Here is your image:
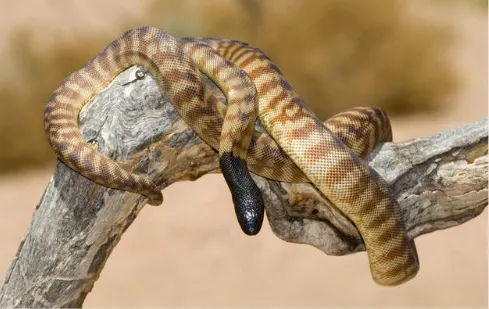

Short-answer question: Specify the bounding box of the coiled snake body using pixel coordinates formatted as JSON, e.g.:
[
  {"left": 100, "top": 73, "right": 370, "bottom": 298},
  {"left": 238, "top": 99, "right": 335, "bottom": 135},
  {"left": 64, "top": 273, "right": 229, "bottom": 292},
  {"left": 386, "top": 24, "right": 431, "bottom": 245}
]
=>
[{"left": 44, "top": 26, "right": 419, "bottom": 286}]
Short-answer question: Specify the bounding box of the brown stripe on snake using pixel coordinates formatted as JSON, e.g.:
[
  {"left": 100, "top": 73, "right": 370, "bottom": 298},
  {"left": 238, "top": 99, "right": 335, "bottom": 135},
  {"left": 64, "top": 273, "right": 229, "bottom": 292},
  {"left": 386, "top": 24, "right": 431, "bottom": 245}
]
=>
[
  {"left": 181, "top": 40, "right": 266, "bottom": 234},
  {"left": 45, "top": 27, "right": 417, "bottom": 284},
  {"left": 325, "top": 107, "right": 393, "bottom": 159},
  {"left": 45, "top": 27, "right": 267, "bottom": 235},
  {"left": 240, "top": 107, "right": 391, "bottom": 182},
  {"left": 188, "top": 37, "right": 419, "bottom": 286}
]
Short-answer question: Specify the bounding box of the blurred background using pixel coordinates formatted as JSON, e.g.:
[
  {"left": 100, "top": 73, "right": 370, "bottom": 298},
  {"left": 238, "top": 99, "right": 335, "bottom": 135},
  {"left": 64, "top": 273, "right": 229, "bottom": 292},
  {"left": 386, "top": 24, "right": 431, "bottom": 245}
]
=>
[{"left": 0, "top": 0, "right": 487, "bottom": 307}]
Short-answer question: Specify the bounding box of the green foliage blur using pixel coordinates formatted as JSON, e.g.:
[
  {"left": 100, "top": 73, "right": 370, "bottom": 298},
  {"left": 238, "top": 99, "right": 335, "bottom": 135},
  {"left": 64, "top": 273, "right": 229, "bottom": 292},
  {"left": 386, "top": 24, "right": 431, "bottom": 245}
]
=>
[{"left": 0, "top": 0, "right": 463, "bottom": 174}]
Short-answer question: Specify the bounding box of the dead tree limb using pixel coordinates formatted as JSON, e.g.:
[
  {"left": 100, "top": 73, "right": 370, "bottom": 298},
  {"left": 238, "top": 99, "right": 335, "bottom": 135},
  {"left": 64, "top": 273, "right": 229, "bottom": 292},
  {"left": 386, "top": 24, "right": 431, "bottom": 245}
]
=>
[{"left": 0, "top": 65, "right": 486, "bottom": 308}]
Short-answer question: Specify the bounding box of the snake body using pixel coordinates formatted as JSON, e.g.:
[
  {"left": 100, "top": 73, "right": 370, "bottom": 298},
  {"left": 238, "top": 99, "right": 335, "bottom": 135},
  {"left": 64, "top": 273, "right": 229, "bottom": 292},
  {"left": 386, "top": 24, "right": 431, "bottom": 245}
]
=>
[
  {"left": 44, "top": 26, "right": 419, "bottom": 285},
  {"left": 184, "top": 37, "right": 419, "bottom": 285},
  {"left": 44, "top": 27, "right": 265, "bottom": 234}
]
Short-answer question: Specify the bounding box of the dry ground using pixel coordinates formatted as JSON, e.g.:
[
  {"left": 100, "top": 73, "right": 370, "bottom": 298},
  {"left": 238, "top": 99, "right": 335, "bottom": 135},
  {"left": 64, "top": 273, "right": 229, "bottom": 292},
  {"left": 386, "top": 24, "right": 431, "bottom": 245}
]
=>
[{"left": 0, "top": 0, "right": 487, "bottom": 307}]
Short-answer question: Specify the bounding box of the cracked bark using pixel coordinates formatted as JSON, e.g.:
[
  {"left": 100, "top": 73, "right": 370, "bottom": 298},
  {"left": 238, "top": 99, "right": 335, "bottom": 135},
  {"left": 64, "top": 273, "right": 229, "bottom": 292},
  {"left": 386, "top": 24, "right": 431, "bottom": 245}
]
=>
[{"left": 0, "top": 66, "right": 486, "bottom": 308}]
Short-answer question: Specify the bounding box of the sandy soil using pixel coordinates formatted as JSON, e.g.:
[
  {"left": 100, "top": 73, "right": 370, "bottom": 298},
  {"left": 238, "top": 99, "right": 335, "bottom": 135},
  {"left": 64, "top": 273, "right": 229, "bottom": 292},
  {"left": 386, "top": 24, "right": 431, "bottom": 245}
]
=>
[{"left": 0, "top": 1, "right": 487, "bottom": 307}]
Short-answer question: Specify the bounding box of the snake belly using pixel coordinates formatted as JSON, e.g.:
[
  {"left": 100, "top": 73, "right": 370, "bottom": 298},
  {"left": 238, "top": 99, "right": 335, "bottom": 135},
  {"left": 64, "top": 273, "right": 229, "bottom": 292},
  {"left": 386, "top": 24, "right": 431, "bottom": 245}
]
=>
[{"left": 183, "top": 37, "right": 419, "bottom": 286}]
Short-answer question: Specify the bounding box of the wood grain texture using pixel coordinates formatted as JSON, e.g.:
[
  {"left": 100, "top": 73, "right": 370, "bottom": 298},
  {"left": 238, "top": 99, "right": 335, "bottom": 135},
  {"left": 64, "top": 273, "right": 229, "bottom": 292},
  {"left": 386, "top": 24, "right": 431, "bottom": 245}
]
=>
[
  {"left": 261, "top": 118, "right": 487, "bottom": 255},
  {"left": 0, "top": 66, "right": 486, "bottom": 308}
]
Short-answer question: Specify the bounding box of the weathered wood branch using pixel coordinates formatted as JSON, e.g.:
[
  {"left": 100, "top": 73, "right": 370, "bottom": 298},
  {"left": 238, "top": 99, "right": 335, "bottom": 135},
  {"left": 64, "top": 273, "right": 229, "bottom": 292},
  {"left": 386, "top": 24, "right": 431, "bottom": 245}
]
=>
[{"left": 0, "top": 65, "right": 486, "bottom": 308}]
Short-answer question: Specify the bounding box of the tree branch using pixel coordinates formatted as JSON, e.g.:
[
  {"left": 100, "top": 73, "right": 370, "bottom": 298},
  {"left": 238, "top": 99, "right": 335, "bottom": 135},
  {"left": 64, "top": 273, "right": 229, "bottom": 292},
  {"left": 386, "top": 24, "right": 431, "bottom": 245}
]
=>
[
  {"left": 260, "top": 117, "right": 487, "bottom": 255},
  {"left": 0, "top": 66, "right": 486, "bottom": 308}
]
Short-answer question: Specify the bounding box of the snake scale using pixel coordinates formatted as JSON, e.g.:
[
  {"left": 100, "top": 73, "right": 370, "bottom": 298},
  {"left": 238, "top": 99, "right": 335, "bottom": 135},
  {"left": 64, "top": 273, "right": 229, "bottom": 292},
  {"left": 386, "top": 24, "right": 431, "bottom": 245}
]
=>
[{"left": 44, "top": 26, "right": 419, "bottom": 286}]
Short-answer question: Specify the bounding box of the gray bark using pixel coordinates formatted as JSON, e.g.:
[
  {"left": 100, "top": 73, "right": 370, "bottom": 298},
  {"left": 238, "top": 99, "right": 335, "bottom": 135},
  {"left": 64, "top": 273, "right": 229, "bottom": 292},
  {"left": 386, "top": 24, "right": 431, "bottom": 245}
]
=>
[{"left": 0, "top": 65, "right": 487, "bottom": 308}]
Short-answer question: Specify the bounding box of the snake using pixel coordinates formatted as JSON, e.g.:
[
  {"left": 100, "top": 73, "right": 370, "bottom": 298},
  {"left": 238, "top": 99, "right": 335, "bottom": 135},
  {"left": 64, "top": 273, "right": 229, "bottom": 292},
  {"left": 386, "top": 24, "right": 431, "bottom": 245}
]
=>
[{"left": 44, "top": 26, "right": 419, "bottom": 286}]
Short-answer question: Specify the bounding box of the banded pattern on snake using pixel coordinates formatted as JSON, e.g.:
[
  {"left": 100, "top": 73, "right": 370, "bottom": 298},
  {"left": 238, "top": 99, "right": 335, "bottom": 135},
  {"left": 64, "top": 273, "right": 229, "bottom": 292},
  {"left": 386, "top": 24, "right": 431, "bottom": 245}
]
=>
[{"left": 44, "top": 26, "right": 419, "bottom": 286}]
